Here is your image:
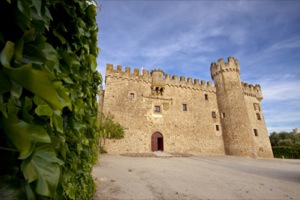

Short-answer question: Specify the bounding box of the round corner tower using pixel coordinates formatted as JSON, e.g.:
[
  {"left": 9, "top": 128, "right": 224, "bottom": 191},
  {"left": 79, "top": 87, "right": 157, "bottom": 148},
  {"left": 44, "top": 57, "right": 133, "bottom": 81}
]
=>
[
  {"left": 150, "top": 69, "right": 165, "bottom": 95},
  {"left": 210, "top": 57, "right": 257, "bottom": 158}
]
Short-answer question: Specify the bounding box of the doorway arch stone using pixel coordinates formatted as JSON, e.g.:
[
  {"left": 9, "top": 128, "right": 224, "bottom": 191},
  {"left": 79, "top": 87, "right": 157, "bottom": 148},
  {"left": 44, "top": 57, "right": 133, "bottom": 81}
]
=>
[{"left": 151, "top": 132, "right": 164, "bottom": 151}]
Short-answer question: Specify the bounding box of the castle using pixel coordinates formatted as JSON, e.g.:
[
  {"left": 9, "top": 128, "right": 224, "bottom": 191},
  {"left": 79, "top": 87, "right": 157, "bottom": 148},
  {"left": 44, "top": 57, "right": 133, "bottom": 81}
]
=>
[{"left": 98, "top": 57, "right": 273, "bottom": 158}]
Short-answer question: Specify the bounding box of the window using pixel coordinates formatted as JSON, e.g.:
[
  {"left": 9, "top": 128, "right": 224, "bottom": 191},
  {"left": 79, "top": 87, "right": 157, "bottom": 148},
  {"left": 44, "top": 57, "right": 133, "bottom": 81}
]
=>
[
  {"left": 221, "top": 113, "right": 225, "bottom": 118},
  {"left": 254, "top": 129, "right": 258, "bottom": 137},
  {"left": 256, "top": 113, "right": 261, "bottom": 120},
  {"left": 253, "top": 103, "right": 261, "bottom": 111},
  {"left": 205, "top": 94, "right": 208, "bottom": 100},
  {"left": 182, "top": 104, "right": 187, "bottom": 111},
  {"left": 216, "top": 125, "right": 220, "bottom": 131},
  {"left": 129, "top": 93, "right": 135, "bottom": 99},
  {"left": 212, "top": 111, "right": 216, "bottom": 118},
  {"left": 154, "top": 106, "right": 161, "bottom": 113}
]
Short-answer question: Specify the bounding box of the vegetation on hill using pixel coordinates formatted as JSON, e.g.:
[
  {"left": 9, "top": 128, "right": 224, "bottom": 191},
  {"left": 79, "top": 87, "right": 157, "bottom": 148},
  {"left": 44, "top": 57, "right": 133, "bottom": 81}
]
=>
[
  {"left": 269, "top": 131, "right": 300, "bottom": 159},
  {"left": 0, "top": 0, "right": 101, "bottom": 199}
]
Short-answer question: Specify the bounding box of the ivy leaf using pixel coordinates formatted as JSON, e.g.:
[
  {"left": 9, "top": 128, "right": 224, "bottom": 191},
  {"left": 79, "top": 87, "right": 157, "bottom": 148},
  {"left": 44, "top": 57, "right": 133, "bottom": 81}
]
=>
[
  {"left": 35, "top": 104, "right": 53, "bottom": 117},
  {"left": 0, "top": 114, "right": 51, "bottom": 159},
  {"left": 52, "top": 110, "right": 63, "bottom": 133},
  {"left": 0, "top": 104, "right": 7, "bottom": 118},
  {"left": 14, "top": 38, "right": 24, "bottom": 61},
  {"left": 42, "top": 43, "right": 59, "bottom": 72},
  {"left": 60, "top": 50, "right": 80, "bottom": 74},
  {"left": 3, "top": 63, "right": 69, "bottom": 110},
  {"left": 33, "top": 95, "right": 53, "bottom": 116},
  {"left": 17, "top": 0, "right": 32, "bottom": 20},
  {"left": 0, "top": 41, "right": 15, "bottom": 68},
  {"left": 0, "top": 71, "right": 11, "bottom": 95},
  {"left": 21, "top": 144, "right": 64, "bottom": 197},
  {"left": 22, "top": 44, "right": 46, "bottom": 65},
  {"left": 22, "top": 97, "right": 34, "bottom": 123},
  {"left": 88, "top": 54, "right": 97, "bottom": 71},
  {"left": 32, "top": 0, "right": 42, "bottom": 17},
  {"left": 25, "top": 183, "right": 36, "bottom": 200},
  {"left": 52, "top": 29, "right": 66, "bottom": 44},
  {"left": 10, "top": 80, "right": 22, "bottom": 99}
]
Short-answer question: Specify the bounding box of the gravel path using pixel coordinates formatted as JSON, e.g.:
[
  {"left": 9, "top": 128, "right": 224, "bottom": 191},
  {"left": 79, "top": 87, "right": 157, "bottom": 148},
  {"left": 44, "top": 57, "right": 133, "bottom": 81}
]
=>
[{"left": 92, "top": 154, "right": 300, "bottom": 200}]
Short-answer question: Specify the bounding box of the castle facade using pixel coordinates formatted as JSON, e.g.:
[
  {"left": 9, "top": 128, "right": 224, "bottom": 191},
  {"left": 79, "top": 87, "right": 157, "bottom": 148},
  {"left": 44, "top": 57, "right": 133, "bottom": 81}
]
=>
[{"left": 99, "top": 57, "right": 273, "bottom": 158}]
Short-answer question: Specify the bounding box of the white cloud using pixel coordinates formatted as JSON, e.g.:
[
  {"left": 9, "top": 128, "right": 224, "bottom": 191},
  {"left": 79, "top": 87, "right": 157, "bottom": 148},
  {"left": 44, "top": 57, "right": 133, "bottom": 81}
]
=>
[
  {"left": 264, "top": 36, "right": 300, "bottom": 53},
  {"left": 262, "top": 80, "right": 300, "bottom": 101}
]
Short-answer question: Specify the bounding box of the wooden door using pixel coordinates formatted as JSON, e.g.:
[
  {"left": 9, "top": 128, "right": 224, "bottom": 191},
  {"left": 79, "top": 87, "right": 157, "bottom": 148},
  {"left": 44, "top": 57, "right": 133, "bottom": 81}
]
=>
[{"left": 151, "top": 132, "right": 163, "bottom": 151}]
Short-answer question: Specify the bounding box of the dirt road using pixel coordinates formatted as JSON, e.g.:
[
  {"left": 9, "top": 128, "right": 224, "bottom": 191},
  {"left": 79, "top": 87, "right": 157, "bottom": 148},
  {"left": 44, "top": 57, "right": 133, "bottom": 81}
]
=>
[{"left": 92, "top": 154, "right": 300, "bottom": 200}]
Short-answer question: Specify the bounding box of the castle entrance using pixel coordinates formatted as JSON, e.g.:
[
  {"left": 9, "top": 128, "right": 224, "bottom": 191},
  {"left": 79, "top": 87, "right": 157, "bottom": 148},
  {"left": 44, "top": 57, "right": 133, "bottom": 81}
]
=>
[{"left": 151, "top": 132, "right": 164, "bottom": 151}]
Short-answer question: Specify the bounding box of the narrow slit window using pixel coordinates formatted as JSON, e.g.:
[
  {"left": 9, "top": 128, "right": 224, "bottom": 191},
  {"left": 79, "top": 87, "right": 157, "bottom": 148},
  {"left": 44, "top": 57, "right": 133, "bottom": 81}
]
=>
[
  {"left": 256, "top": 113, "right": 261, "bottom": 120},
  {"left": 221, "top": 113, "right": 225, "bottom": 118},
  {"left": 216, "top": 125, "right": 220, "bottom": 131},
  {"left": 182, "top": 104, "right": 187, "bottom": 111},
  {"left": 205, "top": 94, "right": 208, "bottom": 100},
  {"left": 154, "top": 106, "right": 161, "bottom": 113},
  {"left": 212, "top": 111, "right": 216, "bottom": 118},
  {"left": 254, "top": 129, "right": 258, "bottom": 136}
]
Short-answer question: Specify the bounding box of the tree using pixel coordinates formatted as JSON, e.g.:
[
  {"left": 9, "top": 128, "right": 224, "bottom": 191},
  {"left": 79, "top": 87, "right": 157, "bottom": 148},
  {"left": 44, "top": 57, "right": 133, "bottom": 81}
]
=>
[
  {"left": 98, "top": 112, "right": 125, "bottom": 151},
  {"left": 269, "top": 131, "right": 300, "bottom": 147}
]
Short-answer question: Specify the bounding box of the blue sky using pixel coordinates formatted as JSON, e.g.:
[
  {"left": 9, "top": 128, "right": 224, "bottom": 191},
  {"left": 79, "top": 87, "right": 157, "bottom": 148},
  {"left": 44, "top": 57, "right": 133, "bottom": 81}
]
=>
[{"left": 95, "top": 0, "right": 300, "bottom": 133}]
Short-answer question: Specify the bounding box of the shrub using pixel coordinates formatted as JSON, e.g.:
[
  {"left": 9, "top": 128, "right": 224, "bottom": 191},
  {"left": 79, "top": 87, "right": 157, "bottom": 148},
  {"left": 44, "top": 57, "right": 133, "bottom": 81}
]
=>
[{"left": 272, "top": 146, "right": 300, "bottom": 159}]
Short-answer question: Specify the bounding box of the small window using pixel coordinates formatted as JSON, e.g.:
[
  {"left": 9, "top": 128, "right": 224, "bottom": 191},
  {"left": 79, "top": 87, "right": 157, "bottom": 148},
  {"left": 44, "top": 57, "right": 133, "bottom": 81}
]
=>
[
  {"left": 216, "top": 125, "right": 220, "bottom": 131},
  {"left": 182, "top": 104, "right": 187, "bottom": 111},
  {"left": 253, "top": 103, "right": 261, "bottom": 111},
  {"left": 256, "top": 113, "right": 261, "bottom": 120},
  {"left": 205, "top": 94, "right": 208, "bottom": 100},
  {"left": 154, "top": 106, "right": 161, "bottom": 113},
  {"left": 129, "top": 93, "right": 135, "bottom": 99},
  {"left": 254, "top": 129, "right": 258, "bottom": 137},
  {"left": 212, "top": 111, "right": 216, "bottom": 118},
  {"left": 221, "top": 113, "right": 225, "bottom": 118}
]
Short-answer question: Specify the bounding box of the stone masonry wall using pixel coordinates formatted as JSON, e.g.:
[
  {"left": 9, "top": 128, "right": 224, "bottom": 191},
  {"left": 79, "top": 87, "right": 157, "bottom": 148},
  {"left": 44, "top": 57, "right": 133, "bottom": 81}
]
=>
[
  {"left": 244, "top": 95, "right": 273, "bottom": 158},
  {"left": 102, "top": 65, "right": 225, "bottom": 155},
  {"left": 101, "top": 57, "right": 274, "bottom": 158}
]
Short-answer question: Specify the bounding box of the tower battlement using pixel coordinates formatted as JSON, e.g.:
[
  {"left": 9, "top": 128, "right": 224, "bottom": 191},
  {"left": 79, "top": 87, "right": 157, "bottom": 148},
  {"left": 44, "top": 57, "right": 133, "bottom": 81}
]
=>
[
  {"left": 210, "top": 57, "right": 240, "bottom": 80},
  {"left": 241, "top": 82, "right": 263, "bottom": 101},
  {"left": 106, "top": 64, "right": 150, "bottom": 78},
  {"left": 105, "top": 64, "right": 215, "bottom": 92}
]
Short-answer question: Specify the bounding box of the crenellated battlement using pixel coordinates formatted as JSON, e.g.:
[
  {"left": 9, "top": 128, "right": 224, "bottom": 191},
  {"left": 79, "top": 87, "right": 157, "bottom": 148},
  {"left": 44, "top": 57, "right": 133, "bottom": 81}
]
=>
[
  {"left": 105, "top": 64, "right": 215, "bottom": 92},
  {"left": 241, "top": 82, "right": 263, "bottom": 101},
  {"left": 210, "top": 57, "right": 240, "bottom": 80},
  {"left": 106, "top": 64, "right": 150, "bottom": 78}
]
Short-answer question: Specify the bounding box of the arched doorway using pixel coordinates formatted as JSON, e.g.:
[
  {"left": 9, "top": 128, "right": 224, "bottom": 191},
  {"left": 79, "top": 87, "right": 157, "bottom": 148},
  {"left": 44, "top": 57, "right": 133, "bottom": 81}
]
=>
[{"left": 151, "top": 132, "right": 164, "bottom": 151}]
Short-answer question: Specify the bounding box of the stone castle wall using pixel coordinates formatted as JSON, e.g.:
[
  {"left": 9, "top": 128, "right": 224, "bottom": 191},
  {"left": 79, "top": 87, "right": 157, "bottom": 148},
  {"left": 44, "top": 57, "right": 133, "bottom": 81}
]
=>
[{"left": 100, "top": 57, "right": 273, "bottom": 158}]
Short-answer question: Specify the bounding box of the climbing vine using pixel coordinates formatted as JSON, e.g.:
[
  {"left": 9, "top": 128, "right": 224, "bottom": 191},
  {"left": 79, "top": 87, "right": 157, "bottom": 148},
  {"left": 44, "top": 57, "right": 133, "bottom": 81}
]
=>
[{"left": 0, "top": 0, "right": 101, "bottom": 199}]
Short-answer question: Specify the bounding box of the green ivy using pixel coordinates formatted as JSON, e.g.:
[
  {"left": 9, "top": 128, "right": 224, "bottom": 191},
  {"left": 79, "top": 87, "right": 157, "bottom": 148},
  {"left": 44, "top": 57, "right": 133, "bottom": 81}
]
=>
[{"left": 0, "top": 0, "right": 101, "bottom": 199}]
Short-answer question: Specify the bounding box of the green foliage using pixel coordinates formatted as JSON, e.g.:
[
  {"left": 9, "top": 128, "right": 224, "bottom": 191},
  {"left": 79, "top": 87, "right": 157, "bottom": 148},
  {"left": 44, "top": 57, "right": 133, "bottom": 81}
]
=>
[
  {"left": 269, "top": 131, "right": 300, "bottom": 159},
  {"left": 98, "top": 112, "right": 125, "bottom": 139},
  {"left": 272, "top": 146, "right": 300, "bottom": 159},
  {"left": 98, "top": 112, "right": 125, "bottom": 151},
  {"left": 0, "top": 0, "right": 101, "bottom": 199},
  {"left": 269, "top": 131, "right": 300, "bottom": 147}
]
